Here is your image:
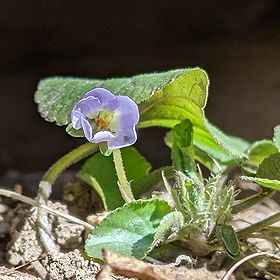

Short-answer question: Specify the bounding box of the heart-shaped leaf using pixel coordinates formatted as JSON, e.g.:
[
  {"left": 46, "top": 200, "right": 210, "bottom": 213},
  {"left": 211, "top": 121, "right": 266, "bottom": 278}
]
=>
[{"left": 85, "top": 199, "right": 172, "bottom": 259}]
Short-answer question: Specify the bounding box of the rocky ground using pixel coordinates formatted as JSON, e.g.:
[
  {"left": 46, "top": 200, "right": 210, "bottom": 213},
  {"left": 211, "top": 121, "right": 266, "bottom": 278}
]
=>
[
  {"left": 0, "top": 178, "right": 279, "bottom": 279},
  {"left": 0, "top": 195, "right": 231, "bottom": 279}
]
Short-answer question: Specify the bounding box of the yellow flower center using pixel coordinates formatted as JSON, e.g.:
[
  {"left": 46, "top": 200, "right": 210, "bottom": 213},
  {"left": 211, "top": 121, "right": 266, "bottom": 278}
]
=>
[{"left": 95, "top": 118, "right": 109, "bottom": 129}]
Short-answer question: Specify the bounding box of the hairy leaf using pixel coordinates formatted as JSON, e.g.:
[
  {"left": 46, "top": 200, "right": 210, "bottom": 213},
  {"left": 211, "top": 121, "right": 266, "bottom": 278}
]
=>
[
  {"left": 205, "top": 121, "right": 250, "bottom": 160},
  {"left": 166, "top": 131, "right": 229, "bottom": 173},
  {"left": 246, "top": 140, "right": 278, "bottom": 167},
  {"left": 171, "top": 119, "right": 202, "bottom": 186},
  {"left": 151, "top": 211, "right": 185, "bottom": 248},
  {"left": 66, "top": 123, "right": 84, "bottom": 137},
  {"left": 172, "top": 119, "right": 193, "bottom": 149},
  {"left": 242, "top": 140, "right": 278, "bottom": 174},
  {"left": 256, "top": 153, "right": 280, "bottom": 180},
  {"left": 35, "top": 68, "right": 207, "bottom": 126},
  {"left": 241, "top": 152, "right": 280, "bottom": 190},
  {"left": 240, "top": 177, "right": 280, "bottom": 190},
  {"left": 273, "top": 125, "right": 280, "bottom": 150},
  {"left": 216, "top": 224, "right": 240, "bottom": 259},
  {"left": 85, "top": 199, "right": 172, "bottom": 259},
  {"left": 35, "top": 68, "right": 249, "bottom": 164}
]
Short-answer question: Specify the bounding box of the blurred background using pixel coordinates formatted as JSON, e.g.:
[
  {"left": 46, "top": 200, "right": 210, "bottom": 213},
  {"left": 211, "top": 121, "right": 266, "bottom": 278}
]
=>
[{"left": 0, "top": 0, "right": 280, "bottom": 178}]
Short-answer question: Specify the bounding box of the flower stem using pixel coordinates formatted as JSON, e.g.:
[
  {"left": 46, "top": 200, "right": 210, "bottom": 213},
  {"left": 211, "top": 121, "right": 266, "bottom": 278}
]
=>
[
  {"left": 41, "top": 143, "right": 99, "bottom": 185},
  {"left": 112, "top": 148, "right": 134, "bottom": 203},
  {"left": 37, "top": 142, "right": 98, "bottom": 252},
  {"left": 237, "top": 211, "right": 280, "bottom": 239},
  {"left": 231, "top": 188, "right": 274, "bottom": 215}
]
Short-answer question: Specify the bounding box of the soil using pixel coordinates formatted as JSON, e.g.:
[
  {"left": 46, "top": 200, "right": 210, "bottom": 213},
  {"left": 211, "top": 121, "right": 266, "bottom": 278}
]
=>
[
  {"left": 0, "top": 197, "right": 117, "bottom": 279},
  {"left": 0, "top": 177, "right": 279, "bottom": 279}
]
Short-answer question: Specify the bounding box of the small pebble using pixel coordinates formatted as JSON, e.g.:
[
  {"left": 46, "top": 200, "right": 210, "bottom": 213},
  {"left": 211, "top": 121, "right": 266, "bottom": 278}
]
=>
[{"left": 0, "top": 204, "right": 8, "bottom": 214}]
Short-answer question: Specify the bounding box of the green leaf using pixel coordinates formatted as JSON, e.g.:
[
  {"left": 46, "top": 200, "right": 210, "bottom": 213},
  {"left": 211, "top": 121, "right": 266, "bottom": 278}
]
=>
[
  {"left": 240, "top": 177, "right": 280, "bottom": 190},
  {"left": 66, "top": 123, "right": 84, "bottom": 137},
  {"left": 193, "top": 128, "right": 234, "bottom": 164},
  {"left": 172, "top": 119, "right": 193, "bottom": 149},
  {"left": 78, "top": 147, "right": 151, "bottom": 210},
  {"left": 35, "top": 68, "right": 207, "bottom": 126},
  {"left": 273, "top": 125, "right": 280, "bottom": 150},
  {"left": 242, "top": 140, "right": 278, "bottom": 173},
  {"left": 151, "top": 211, "right": 185, "bottom": 248},
  {"left": 166, "top": 123, "right": 249, "bottom": 170},
  {"left": 194, "top": 147, "right": 228, "bottom": 174},
  {"left": 162, "top": 171, "right": 186, "bottom": 214},
  {"left": 136, "top": 70, "right": 240, "bottom": 163},
  {"left": 166, "top": 131, "right": 228, "bottom": 173},
  {"left": 216, "top": 224, "right": 240, "bottom": 259},
  {"left": 241, "top": 152, "right": 280, "bottom": 190},
  {"left": 171, "top": 119, "right": 202, "bottom": 186},
  {"left": 35, "top": 68, "right": 249, "bottom": 165},
  {"left": 256, "top": 152, "right": 280, "bottom": 180},
  {"left": 85, "top": 199, "right": 172, "bottom": 259},
  {"left": 132, "top": 166, "right": 174, "bottom": 198},
  {"left": 204, "top": 121, "right": 250, "bottom": 160}
]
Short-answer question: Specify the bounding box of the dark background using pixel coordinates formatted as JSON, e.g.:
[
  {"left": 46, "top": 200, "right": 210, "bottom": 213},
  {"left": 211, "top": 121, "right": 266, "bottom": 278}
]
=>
[{"left": 1, "top": 0, "right": 280, "bottom": 175}]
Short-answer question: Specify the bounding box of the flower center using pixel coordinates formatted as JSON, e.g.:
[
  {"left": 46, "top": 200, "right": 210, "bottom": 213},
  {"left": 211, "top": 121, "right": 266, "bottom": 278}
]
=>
[
  {"left": 95, "top": 118, "right": 109, "bottom": 129},
  {"left": 89, "top": 111, "right": 115, "bottom": 131}
]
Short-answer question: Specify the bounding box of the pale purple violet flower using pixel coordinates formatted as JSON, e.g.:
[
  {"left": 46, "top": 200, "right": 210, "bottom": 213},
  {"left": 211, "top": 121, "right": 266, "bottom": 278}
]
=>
[{"left": 71, "top": 88, "right": 139, "bottom": 149}]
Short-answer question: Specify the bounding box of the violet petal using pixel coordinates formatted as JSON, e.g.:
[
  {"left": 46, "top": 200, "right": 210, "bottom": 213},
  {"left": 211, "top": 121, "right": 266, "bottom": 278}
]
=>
[
  {"left": 81, "top": 117, "right": 94, "bottom": 140},
  {"left": 108, "top": 126, "right": 137, "bottom": 149},
  {"left": 84, "top": 88, "right": 118, "bottom": 111},
  {"left": 71, "top": 88, "right": 139, "bottom": 149},
  {"left": 91, "top": 130, "right": 116, "bottom": 143},
  {"left": 115, "top": 95, "right": 139, "bottom": 123},
  {"left": 72, "top": 110, "right": 83, "bottom": 130}
]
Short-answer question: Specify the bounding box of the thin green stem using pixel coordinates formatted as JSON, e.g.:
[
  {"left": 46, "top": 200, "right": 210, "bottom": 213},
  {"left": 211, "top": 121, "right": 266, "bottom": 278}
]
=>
[
  {"left": 41, "top": 142, "right": 99, "bottom": 185},
  {"left": 38, "top": 142, "right": 99, "bottom": 202},
  {"left": 237, "top": 211, "right": 280, "bottom": 239},
  {"left": 231, "top": 188, "right": 274, "bottom": 215},
  {"left": 112, "top": 148, "right": 134, "bottom": 203}
]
